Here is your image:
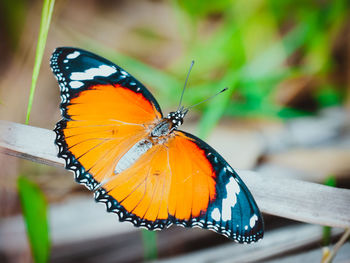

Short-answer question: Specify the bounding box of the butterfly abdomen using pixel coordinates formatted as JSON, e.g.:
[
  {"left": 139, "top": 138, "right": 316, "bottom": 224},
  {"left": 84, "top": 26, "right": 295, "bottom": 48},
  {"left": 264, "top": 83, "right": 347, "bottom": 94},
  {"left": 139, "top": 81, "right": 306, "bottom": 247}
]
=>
[
  {"left": 115, "top": 118, "right": 174, "bottom": 175},
  {"left": 150, "top": 119, "right": 172, "bottom": 138},
  {"left": 114, "top": 139, "right": 153, "bottom": 174}
]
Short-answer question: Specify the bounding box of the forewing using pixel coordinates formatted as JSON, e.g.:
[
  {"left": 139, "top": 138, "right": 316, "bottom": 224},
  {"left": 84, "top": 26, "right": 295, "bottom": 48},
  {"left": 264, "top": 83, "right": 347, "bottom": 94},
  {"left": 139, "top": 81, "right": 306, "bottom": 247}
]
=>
[
  {"left": 51, "top": 47, "right": 162, "bottom": 119},
  {"left": 51, "top": 47, "right": 162, "bottom": 190}
]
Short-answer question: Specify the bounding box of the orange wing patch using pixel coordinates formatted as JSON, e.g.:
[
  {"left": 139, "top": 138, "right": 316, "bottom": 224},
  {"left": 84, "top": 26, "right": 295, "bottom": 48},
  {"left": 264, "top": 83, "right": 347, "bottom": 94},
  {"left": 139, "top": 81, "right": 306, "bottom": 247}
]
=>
[
  {"left": 168, "top": 132, "right": 216, "bottom": 220},
  {"left": 62, "top": 84, "right": 161, "bottom": 184},
  {"left": 103, "top": 145, "right": 171, "bottom": 221},
  {"left": 67, "top": 84, "right": 161, "bottom": 123},
  {"left": 102, "top": 131, "right": 216, "bottom": 222}
]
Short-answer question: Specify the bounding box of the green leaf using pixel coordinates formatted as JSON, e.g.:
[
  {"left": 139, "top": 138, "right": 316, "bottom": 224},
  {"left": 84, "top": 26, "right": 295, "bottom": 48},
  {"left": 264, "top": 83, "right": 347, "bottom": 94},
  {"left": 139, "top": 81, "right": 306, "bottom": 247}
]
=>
[
  {"left": 21, "top": 1, "right": 54, "bottom": 261},
  {"left": 315, "top": 84, "right": 342, "bottom": 108},
  {"left": 177, "top": 0, "right": 234, "bottom": 18},
  {"left": 324, "top": 175, "right": 336, "bottom": 188},
  {"left": 17, "top": 176, "right": 50, "bottom": 263},
  {"left": 141, "top": 229, "right": 157, "bottom": 260},
  {"left": 25, "top": 0, "right": 55, "bottom": 124}
]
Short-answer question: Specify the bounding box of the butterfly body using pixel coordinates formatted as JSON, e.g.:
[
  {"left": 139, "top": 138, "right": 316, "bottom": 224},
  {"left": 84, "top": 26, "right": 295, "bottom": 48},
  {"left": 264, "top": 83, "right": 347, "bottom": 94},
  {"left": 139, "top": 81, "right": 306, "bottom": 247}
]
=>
[
  {"left": 150, "top": 111, "right": 183, "bottom": 140},
  {"left": 113, "top": 112, "right": 182, "bottom": 175},
  {"left": 51, "top": 47, "right": 264, "bottom": 243}
]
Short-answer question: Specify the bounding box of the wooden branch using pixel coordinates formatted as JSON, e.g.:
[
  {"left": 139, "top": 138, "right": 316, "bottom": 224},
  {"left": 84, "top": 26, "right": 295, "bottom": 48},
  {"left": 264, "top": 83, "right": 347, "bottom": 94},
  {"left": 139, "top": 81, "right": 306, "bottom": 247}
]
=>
[
  {"left": 0, "top": 120, "right": 64, "bottom": 167},
  {"left": 1, "top": 120, "right": 349, "bottom": 228},
  {"left": 155, "top": 225, "right": 345, "bottom": 263}
]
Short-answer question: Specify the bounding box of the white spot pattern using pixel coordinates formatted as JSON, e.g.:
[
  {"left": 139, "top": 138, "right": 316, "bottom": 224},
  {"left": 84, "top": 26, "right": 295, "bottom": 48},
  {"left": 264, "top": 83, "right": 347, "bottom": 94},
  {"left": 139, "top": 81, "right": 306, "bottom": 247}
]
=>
[
  {"left": 70, "top": 65, "right": 117, "bottom": 81},
  {"left": 221, "top": 177, "right": 240, "bottom": 221},
  {"left": 69, "top": 81, "right": 84, "bottom": 89},
  {"left": 211, "top": 208, "right": 221, "bottom": 221},
  {"left": 249, "top": 214, "right": 258, "bottom": 228},
  {"left": 67, "top": 51, "right": 80, "bottom": 59}
]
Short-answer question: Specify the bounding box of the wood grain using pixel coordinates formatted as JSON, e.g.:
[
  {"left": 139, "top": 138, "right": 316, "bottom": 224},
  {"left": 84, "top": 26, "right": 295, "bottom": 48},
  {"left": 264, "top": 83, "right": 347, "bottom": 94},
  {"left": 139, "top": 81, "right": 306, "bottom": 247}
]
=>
[
  {"left": 0, "top": 120, "right": 349, "bottom": 228},
  {"left": 0, "top": 120, "right": 63, "bottom": 167},
  {"left": 156, "top": 224, "right": 345, "bottom": 263}
]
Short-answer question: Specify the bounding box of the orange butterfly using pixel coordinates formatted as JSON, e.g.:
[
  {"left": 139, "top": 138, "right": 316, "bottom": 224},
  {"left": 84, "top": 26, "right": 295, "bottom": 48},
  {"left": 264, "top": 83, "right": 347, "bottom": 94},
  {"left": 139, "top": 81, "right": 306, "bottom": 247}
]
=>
[{"left": 51, "top": 47, "right": 263, "bottom": 243}]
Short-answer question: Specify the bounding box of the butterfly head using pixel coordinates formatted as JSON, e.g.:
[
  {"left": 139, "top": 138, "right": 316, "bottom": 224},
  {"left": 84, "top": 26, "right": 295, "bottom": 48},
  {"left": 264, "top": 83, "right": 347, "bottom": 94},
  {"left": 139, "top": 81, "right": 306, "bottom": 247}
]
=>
[{"left": 166, "top": 108, "right": 188, "bottom": 129}]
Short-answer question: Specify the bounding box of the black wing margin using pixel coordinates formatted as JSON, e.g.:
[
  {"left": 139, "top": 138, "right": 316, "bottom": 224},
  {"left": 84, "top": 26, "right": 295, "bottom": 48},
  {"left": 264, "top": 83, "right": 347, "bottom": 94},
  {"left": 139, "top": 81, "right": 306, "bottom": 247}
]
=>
[
  {"left": 175, "top": 131, "right": 264, "bottom": 243},
  {"left": 50, "top": 47, "right": 162, "bottom": 119}
]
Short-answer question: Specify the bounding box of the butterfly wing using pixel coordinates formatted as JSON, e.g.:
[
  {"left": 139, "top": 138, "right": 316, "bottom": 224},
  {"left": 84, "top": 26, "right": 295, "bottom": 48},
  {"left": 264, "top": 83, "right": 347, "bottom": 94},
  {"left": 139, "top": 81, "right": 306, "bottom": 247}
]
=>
[
  {"left": 51, "top": 47, "right": 162, "bottom": 190},
  {"left": 96, "top": 129, "right": 264, "bottom": 243},
  {"left": 171, "top": 131, "right": 264, "bottom": 243},
  {"left": 51, "top": 47, "right": 263, "bottom": 242}
]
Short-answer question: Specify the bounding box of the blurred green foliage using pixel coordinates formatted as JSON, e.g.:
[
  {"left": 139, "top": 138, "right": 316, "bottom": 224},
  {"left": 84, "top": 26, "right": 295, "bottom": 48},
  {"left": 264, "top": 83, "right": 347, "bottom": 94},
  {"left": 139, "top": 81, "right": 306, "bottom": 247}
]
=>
[
  {"left": 173, "top": 0, "right": 349, "bottom": 137},
  {"left": 2, "top": 1, "right": 348, "bottom": 130},
  {"left": 141, "top": 230, "right": 158, "bottom": 260},
  {"left": 0, "top": 0, "right": 27, "bottom": 50},
  {"left": 71, "top": 0, "right": 349, "bottom": 138},
  {"left": 17, "top": 176, "right": 50, "bottom": 263}
]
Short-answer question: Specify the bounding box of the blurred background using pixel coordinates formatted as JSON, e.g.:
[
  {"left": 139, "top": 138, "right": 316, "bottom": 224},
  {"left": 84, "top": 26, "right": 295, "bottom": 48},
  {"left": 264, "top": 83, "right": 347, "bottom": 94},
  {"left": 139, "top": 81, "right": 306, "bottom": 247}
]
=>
[{"left": 0, "top": 0, "right": 349, "bottom": 262}]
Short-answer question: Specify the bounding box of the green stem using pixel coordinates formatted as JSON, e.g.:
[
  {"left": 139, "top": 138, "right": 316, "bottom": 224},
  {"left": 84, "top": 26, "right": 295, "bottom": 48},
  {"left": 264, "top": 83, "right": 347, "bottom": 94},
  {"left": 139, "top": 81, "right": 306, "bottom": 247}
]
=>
[
  {"left": 142, "top": 229, "right": 158, "bottom": 260},
  {"left": 25, "top": 0, "right": 55, "bottom": 124}
]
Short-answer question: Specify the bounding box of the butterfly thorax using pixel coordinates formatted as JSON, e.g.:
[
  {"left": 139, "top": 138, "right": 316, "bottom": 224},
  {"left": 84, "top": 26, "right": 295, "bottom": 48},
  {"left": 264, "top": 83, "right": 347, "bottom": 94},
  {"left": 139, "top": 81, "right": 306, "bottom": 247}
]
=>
[
  {"left": 166, "top": 111, "right": 186, "bottom": 129},
  {"left": 114, "top": 111, "right": 185, "bottom": 174},
  {"left": 148, "top": 110, "right": 185, "bottom": 143}
]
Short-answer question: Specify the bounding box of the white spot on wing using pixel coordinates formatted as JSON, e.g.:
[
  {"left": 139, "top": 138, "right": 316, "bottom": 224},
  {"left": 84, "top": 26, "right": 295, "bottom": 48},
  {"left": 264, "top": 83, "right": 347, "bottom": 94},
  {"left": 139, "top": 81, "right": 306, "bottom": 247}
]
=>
[
  {"left": 249, "top": 214, "right": 258, "bottom": 228},
  {"left": 211, "top": 208, "right": 221, "bottom": 221},
  {"left": 70, "top": 65, "right": 117, "bottom": 81},
  {"left": 67, "top": 51, "right": 80, "bottom": 59},
  {"left": 221, "top": 177, "right": 240, "bottom": 221},
  {"left": 70, "top": 81, "right": 84, "bottom": 89},
  {"left": 227, "top": 166, "right": 234, "bottom": 173}
]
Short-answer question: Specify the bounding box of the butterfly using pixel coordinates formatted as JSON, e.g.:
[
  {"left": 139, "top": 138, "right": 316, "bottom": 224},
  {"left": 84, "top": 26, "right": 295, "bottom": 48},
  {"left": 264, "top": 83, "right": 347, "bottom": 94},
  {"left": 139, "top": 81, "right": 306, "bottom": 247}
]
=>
[{"left": 50, "top": 47, "right": 264, "bottom": 243}]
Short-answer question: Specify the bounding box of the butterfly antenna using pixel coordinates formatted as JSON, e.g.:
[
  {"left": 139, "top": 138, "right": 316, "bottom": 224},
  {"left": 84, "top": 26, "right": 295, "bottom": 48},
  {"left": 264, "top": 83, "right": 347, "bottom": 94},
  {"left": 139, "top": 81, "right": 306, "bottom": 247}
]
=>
[
  {"left": 183, "top": 87, "right": 228, "bottom": 112},
  {"left": 177, "top": 60, "right": 195, "bottom": 111}
]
